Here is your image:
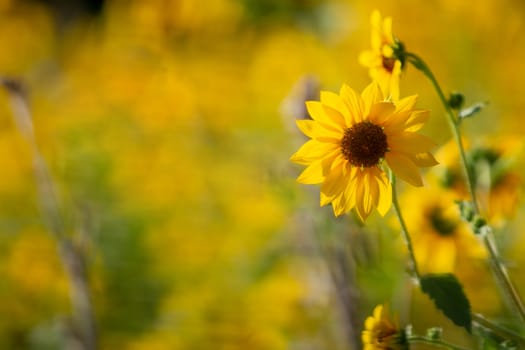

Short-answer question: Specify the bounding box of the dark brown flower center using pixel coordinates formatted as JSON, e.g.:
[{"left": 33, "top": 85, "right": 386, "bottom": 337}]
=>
[
  {"left": 428, "top": 207, "right": 457, "bottom": 236},
  {"left": 341, "top": 121, "right": 388, "bottom": 168},
  {"left": 382, "top": 56, "right": 396, "bottom": 73}
]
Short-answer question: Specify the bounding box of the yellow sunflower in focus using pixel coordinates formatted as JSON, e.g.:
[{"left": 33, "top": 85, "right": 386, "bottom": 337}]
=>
[
  {"left": 290, "top": 81, "right": 437, "bottom": 220},
  {"left": 401, "top": 186, "right": 485, "bottom": 273},
  {"left": 359, "top": 10, "right": 404, "bottom": 101},
  {"left": 362, "top": 304, "right": 407, "bottom": 350}
]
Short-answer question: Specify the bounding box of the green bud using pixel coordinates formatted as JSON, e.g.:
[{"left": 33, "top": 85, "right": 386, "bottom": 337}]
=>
[
  {"left": 426, "top": 327, "right": 442, "bottom": 340},
  {"left": 500, "top": 339, "right": 517, "bottom": 350},
  {"left": 456, "top": 200, "right": 474, "bottom": 222},
  {"left": 448, "top": 92, "right": 465, "bottom": 110},
  {"left": 392, "top": 39, "right": 407, "bottom": 68},
  {"left": 471, "top": 216, "right": 487, "bottom": 235}
]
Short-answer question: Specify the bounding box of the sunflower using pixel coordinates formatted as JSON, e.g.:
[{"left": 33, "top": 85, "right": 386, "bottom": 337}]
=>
[
  {"left": 401, "top": 185, "right": 485, "bottom": 273},
  {"left": 290, "top": 81, "right": 437, "bottom": 220},
  {"left": 362, "top": 304, "right": 407, "bottom": 350},
  {"left": 359, "top": 10, "right": 404, "bottom": 101}
]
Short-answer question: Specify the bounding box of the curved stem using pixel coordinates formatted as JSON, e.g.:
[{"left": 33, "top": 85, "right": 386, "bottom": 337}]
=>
[
  {"left": 405, "top": 52, "right": 478, "bottom": 213},
  {"left": 391, "top": 173, "right": 420, "bottom": 281},
  {"left": 408, "top": 335, "right": 471, "bottom": 350},
  {"left": 406, "top": 52, "right": 525, "bottom": 325}
]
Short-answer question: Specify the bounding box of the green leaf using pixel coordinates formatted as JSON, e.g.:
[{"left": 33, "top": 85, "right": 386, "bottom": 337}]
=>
[{"left": 420, "top": 273, "right": 472, "bottom": 333}]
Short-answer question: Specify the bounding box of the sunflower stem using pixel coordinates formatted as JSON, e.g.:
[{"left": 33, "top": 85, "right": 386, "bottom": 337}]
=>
[
  {"left": 406, "top": 52, "right": 525, "bottom": 325},
  {"left": 472, "top": 312, "right": 525, "bottom": 345},
  {"left": 407, "top": 335, "right": 471, "bottom": 350},
  {"left": 391, "top": 173, "right": 420, "bottom": 281},
  {"left": 405, "top": 52, "right": 478, "bottom": 214}
]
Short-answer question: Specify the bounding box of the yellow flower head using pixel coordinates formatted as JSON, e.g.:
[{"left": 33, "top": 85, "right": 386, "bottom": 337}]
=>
[
  {"left": 362, "top": 304, "right": 407, "bottom": 350},
  {"left": 401, "top": 186, "right": 485, "bottom": 273},
  {"left": 290, "top": 81, "right": 437, "bottom": 220},
  {"left": 359, "top": 10, "right": 404, "bottom": 101}
]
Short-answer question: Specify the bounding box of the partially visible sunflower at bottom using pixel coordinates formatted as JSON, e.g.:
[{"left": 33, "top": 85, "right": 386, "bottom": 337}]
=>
[
  {"left": 290, "top": 81, "right": 437, "bottom": 220},
  {"left": 400, "top": 185, "right": 486, "bottom": 273},
  {"left": 362, "top": 304, "right": 407, "bottom": 350}
]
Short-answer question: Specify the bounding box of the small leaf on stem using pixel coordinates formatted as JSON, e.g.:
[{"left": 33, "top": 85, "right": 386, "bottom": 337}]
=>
[{"left": 458, "top": 102, "right": 488, "bottom": 120}]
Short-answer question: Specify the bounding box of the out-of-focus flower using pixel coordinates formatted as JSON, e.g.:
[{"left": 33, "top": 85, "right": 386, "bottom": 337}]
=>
[
  {"left": 401, "top": 186, "right": 485, "bottom": 273},
  {"left": 359, "top": 10, "right": 405, "bottom": 101},
  {"left": 290, "top": 81, "right": 437, "bottom": 220},
  {"left": 362, "top": 304, "right": 407, "bottom": 350},
  {"left": 436, "top": 138, "right": 523, "bottom": 226}
]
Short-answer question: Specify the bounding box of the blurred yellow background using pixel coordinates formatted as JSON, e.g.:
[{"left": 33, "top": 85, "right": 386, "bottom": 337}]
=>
[{"left": 0, "top": 0, "right": 525, "bottom": 349}]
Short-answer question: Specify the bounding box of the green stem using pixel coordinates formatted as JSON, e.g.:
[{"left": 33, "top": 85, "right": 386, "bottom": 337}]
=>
[
  {"left": 406, "top": 52, "right": 525, "bottom": 325},
  {"left": 405, "top": 52, "right": 478, "bottom": 213},
  {"left": 391, "top": 172, "right": 420, "bottom": 280},
  {"left": 480, "top": 226, "right": 525, "bottom": 324},
  {"left": 472, "top": 312, "right": 525, "bottom": 345},
  {"left": 408, "top": 335, "right": 471, "bottom": 350}
]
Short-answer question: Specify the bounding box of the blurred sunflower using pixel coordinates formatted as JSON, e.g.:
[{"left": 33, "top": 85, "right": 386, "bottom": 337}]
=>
[
  {"left": 401, "top": 186, "right": 485, "bottom": 273},
  {"left": 290, "top": 81, "right": 437, "bottom": 220},
  {"left": 359, "top": 10, "right": 405, "bottom": 101},
  {"left": 362, "top": 304, "right": 407, "bottom": 350},
  {"left": 436, "top": 138, "right": 523, "bottom": 226}
]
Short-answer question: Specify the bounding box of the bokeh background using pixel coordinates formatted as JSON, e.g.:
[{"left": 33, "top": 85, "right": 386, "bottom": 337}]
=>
[{"left": 1, "top": 0, "right": 525, "bottom": 349}]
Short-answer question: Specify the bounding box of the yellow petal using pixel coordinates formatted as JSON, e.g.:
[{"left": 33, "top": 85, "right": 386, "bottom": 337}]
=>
[
  {"left": 388, "top": 60, "right": 401, "bottom": 101},
  {"left": 361, "top": 81, "right": 384, "bottom": 116},
  {"left": 295, "top": 119, "right": 316, "bottom": 138},
  {"left": 373, "top": 304, "right": 384, "bottom": 319},
  {"left": 359, "top": 50, "right": 382, "bottom": 68},
  {"left": 404, "top": 110, "right": 430, "bottom": 132},
  {"left": 370, "top": 10, "right": 382, "bottom": 49},
  {"left": 362, "top": 331, "right": 372, "bottom": 343},
  {"left": 331, "top": 193, "right": 347, "bottom": 217},
  {"left": 290, "top": 139, "right": 338, "bottom": 163},
  {"left": 385, "top": 152, "right": 423, "bottom": 186},
  {"left": 388, "top": 132, "right": 436, "bottom": 153},
  {"left": 395, "top": 94, "right": 418, "bottom": 113},
  {"left": 303, "top": 119, "right": 344, "bottom": 141},
  {"left": 305, "top": 101, "right": 343, "bottom": 131},
  {"left": 341, "top": 170, "right": 358, "bottom": 213},
  {"left": 320, "top": 165, "right": 345, "bottom": 198},
  {"left": 407, "top": 152, "right": 439, "bottom": 167},
  {"left": 364, "top": 315, "right": 376, "bottom": 331},
  {"left": 340, "top": 84, "right": 363, "bottom": 125},
  {"left": 320, "top": 91, "right": 351, "bottom": 124},
  {"left": 296, "top": 160, "right": 325, "bottom": 184},
  {"left": 382, "top": 15, "right": 394, "bottom": 43},
  {"left": 375, "top": 169, "right": 392, "bottom": 216},
  {"left": 382, "top": 44, "right": 394, "bottom": 57},
  {"left": 379, "top": 113, "right": 411, "bottom": 138},
  {"left": 355, "top": 171, "right": 374, "bottom": 221},
  {"left": 321, "top": 104, "right": 346, "bottom": 130},
  {"left": 368, "top": 101, "right": 396, "bottom": 125}
]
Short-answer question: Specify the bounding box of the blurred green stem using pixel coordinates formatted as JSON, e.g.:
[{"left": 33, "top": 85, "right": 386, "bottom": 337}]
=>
[
  {"left": 406, "top": 53, "right": 525, "bottom": 325},
  {"left": 408, "top": 335, "right": 470, "bottom": 350},
  {"left": 391, "top": 173, "right": 420, "bottom": 281},
  {"left": 472, "top": 312, "right": 525, "bottom": 346}
]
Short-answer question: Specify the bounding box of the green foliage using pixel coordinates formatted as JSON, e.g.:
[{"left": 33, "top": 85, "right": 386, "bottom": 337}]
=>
[{"left": 420, "top": 274, "right": 472, "bottom": 333}]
